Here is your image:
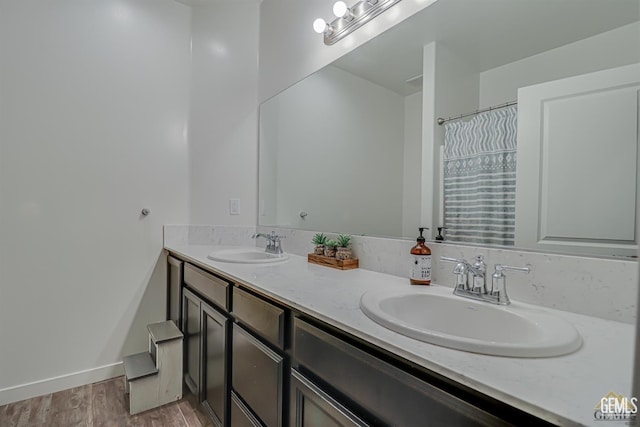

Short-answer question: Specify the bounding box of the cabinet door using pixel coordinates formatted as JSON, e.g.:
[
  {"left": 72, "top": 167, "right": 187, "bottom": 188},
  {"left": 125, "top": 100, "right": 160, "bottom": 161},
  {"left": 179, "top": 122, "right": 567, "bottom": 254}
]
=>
[
  {"left": 202, "top": 302, "right": 228, "bottom": 427},
  {"left": 232, "top": 324, "right": 283, "bottom": 427},
  {"left": 231, "top": 392, "right": 263, "bottom": 427},
  {"left": 182, "top": 288, "right": 201, "bottom": 395},
  {"left": 290, "top": 369, "right": 368, "bottom": 427},
  {"left": 167, "top": 255, "right": 183, "bottom": 325}
]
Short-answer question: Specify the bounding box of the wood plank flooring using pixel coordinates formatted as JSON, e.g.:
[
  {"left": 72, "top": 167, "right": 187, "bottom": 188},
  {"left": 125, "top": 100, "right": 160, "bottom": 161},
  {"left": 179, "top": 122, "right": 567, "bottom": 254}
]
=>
[{"left": 0, "top": 377, "right": 214, "bottom": 427}]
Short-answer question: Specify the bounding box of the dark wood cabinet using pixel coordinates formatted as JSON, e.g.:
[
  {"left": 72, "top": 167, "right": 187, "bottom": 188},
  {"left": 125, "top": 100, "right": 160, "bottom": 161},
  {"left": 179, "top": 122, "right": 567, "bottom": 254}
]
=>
[
  {"left": 202, "top": 303, "right": 229, "bottom": 427},
  {"left": 290, "top": 369, "right": 368, "bottom": 427},
  {"left": 167, "top": 255, "right": 183, "bottom": 325},
  {"left": 231, "top": 392, "right": 262, "bottom": 427},
  {"left": 169, "top": 255, "right": 549, "bottom": 427},
  {"left": 232, "top": 323, "right": 284, "bottom": 427},
  {"left": 182, "top": 287, "right": 201, "bottom": 395},
  {"left": 182, "top": 287, "right": 229, "bottom": 427}
]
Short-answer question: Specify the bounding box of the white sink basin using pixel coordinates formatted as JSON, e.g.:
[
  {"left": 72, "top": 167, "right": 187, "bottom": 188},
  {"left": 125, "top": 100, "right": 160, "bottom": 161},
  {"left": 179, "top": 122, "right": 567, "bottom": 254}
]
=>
[
  {"left": 207, "top": 248, "right": 289, "bottom": 264},
  {"left": 360, "top": 287, "right": 581, "bottom": 357}
]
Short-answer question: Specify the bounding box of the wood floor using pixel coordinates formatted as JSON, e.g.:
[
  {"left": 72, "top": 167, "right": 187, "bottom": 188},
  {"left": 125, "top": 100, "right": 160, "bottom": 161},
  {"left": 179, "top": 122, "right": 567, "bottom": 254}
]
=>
[{"left": 0, "top": 377, "right": 215, "bottom": 427}]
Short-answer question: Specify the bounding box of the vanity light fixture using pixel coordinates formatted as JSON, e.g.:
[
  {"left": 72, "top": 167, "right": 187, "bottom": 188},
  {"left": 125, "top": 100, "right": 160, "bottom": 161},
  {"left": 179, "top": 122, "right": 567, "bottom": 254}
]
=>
[{"left": 313, "top": 0, "right": 403, "bottom": 45}]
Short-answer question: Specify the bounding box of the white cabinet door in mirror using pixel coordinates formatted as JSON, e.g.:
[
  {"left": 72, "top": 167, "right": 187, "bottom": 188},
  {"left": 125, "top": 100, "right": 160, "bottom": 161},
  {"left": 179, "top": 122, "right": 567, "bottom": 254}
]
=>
[{"left": 516, "top": 63, "right": 639, "bottom": 257}]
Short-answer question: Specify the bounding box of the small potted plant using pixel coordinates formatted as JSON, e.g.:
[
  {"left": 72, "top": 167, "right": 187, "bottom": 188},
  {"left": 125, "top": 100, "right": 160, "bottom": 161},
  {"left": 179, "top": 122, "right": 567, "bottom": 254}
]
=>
[
  {"left": 335, "top": 234, "right": 353, "bottom": 260},
  {"left": 311, "top": 233, "right": 328, "bottom": 255},
  {"left": 324, "top": 239, "right": 338, "bottom": 257}
]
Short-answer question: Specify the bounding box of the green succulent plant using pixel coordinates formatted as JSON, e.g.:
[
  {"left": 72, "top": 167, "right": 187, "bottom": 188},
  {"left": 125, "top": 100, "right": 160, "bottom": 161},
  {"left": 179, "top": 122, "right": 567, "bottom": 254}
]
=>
[
  {"left": 336, "top": 234, "right": 352, "bottom": 248},
  {"left": 312, "top": 233, "right": 328, "bottom": 245},
  {"left": 325, "top": 239, "right": 338, "bottom": 249}
]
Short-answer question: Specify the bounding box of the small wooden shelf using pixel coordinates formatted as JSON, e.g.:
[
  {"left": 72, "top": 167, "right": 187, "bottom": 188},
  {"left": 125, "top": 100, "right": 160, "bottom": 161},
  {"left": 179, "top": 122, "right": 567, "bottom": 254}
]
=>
[{"left": 307, "top": 254, "right": 359, "bottom": 270}]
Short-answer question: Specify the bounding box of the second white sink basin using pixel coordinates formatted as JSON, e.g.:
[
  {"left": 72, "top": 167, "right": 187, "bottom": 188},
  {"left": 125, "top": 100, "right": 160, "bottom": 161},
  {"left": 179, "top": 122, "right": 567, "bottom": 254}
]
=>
[
  {"left": 360, "top": 287, "right": 581, "bottom": 357},
  {"left": 207, "top": 248, "right": 289, "bottom": 264}
]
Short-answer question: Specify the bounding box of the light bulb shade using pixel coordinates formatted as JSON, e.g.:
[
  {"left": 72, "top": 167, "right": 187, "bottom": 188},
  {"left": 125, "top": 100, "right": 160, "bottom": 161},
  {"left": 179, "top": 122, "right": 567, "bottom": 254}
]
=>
[
  {"left": 333, "top": 1, "right": 348, "bottom": 18},
  {"left": 313, "top": 18, "right": 327, "bottom": 34}
]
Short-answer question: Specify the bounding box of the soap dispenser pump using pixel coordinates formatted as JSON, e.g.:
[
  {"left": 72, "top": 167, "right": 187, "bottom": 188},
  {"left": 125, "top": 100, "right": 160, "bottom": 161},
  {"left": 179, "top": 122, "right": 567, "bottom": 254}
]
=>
[{"left": 409, "top": 227, "right": 431, "bottom": 285}]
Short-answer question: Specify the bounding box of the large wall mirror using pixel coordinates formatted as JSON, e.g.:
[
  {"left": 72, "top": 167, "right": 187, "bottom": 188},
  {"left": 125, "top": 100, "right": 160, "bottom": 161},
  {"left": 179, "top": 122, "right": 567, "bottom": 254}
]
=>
[{"left": 259, "top": 0, "right": 640, "bottom": 257}]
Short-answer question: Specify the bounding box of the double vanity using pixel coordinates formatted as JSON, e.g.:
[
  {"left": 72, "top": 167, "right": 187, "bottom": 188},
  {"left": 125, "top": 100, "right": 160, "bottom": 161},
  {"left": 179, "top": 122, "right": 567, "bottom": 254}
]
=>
[{"left": 164, "top": 239, "right": 635, "bottom": 426}]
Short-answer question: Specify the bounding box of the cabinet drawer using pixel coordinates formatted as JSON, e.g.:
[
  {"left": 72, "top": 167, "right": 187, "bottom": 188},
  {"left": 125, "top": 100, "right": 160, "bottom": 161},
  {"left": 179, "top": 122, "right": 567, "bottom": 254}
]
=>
[
  {"left": 184, "top": 263, "right": 230, "bottom": 311},
  {"left": 232, "top": 286, "right": 285, "bottom": 349},
  {"left": 231, "top": 392, "right": 263, "bottom": 427},
  {"left": 232, "top": 324, "right": 283, "bottom": 427},
  {"left": 293, "top": 318, "right": 511, "bottom": 427},
  {"left": 291, "top": 369, "right": 369, "bottom": 427}
]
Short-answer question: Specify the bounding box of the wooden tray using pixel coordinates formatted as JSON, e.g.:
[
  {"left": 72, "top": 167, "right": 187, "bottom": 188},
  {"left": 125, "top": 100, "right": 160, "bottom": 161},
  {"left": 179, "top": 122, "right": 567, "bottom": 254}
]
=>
[{"left": 307, "top": 254, "right": 359, "bottom": 270}]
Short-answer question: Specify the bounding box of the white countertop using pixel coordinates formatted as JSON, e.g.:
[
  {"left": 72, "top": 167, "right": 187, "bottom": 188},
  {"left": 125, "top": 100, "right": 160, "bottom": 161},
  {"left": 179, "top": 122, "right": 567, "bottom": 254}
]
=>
[{"left": 165, "top": 243, "right": 635, "bottom": 426}]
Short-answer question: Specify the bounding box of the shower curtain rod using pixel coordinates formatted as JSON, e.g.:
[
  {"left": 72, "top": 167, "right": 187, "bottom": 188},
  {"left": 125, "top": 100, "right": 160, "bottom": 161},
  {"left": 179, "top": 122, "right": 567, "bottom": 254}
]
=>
[{"left": 437, "top": 100, "right": 517, "bottom": 126}]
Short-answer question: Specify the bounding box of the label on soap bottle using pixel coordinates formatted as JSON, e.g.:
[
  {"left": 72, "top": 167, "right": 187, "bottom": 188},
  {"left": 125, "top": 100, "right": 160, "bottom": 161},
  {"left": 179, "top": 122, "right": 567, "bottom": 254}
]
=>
[{"left": 410, "top": 255, "right": 431, "bottom": 284}]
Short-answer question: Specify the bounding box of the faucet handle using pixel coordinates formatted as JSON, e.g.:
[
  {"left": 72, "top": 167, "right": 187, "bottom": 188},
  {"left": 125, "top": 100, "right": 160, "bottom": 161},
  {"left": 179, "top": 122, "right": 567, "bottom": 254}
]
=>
[
  {"left": 490, "top": 264, "right": 531, "bottom": 305},
  {"left": 494, "top": 264, "right": 531, "bottom": 274},
  {"left": 441, "top": 257, "right": 470, "bottom": 289},
  {"left": 440, "top": 256, "right": 466, "bottom": 264}
]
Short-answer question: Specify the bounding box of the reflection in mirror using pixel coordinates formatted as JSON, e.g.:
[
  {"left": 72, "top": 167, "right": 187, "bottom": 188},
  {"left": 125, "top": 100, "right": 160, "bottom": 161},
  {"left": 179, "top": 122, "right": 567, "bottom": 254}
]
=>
[
  {"left": 259, "top": 0, "right": 640, "bottom": 257},
  {"left": 259, "top": 64, "right": 419, "bottom": 237}
]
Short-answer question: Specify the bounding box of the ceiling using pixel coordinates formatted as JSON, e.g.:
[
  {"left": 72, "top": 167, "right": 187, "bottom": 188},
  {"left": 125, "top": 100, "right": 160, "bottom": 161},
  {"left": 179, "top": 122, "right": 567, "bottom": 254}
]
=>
[
  {"left": 173, "top": 0, "right": 259, "bottom": 6},
  {"left": 333, "top": 0, "right": 640, "bottom": 95},
  {"left": 173, "top": 0, "right": 216, "bottom": 5}
]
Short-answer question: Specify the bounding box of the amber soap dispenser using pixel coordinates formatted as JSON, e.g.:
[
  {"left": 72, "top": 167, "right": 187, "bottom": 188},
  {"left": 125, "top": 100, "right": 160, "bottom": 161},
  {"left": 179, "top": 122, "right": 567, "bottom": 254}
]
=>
[{"left": 409, "top": 227, "right": 431, "bottom": 285}]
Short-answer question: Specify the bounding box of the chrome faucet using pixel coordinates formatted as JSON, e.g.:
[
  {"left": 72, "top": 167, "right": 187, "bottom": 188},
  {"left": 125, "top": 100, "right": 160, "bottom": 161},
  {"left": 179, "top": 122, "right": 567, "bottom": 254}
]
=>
[
  {"left": 252, "top": 231, "right": 285, "bottom": 255},
  {"left": 441, "top": 256, "right": 530, "bottom": 305}
]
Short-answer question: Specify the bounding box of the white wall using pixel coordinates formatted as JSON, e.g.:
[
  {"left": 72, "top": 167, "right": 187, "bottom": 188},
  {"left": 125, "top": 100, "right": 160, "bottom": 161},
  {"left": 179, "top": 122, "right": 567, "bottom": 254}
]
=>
[
  {"left": 402, "top": 92, "right": 423, "bottom": 238},
  {"left": 260, "top": 65, "right": 405, "bottom": 237},
  {"left": 635, "top": 231, "right": 640, "bottom": 401},
  {"left": 479, "top": 22, "right": 640, "bottom": 107},
  {"left": 258, "top": 97, "right": 279, "bottom": 225},
  {"left": 188, "top": 1, "right": 260, "bottom": 225},
  {"left": 0, "top": 0, "right": 191, "bottom": 403}
]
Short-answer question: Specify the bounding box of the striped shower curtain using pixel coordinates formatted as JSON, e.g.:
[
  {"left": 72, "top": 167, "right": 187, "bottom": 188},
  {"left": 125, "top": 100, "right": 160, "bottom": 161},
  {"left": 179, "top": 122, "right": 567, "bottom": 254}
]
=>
[{"left": 443, "top": 106, "right": 517, "bottom": 246}]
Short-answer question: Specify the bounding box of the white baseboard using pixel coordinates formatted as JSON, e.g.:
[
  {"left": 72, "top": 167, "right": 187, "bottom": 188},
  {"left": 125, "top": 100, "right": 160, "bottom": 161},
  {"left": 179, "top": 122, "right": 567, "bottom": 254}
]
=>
[{"left": 0, "top": 362, "right": 124, "bottom": 406}]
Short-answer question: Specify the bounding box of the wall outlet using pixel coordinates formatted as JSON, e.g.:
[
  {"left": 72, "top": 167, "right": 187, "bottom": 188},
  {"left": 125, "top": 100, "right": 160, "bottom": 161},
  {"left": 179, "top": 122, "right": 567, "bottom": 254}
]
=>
[{"left": 229, "top": 198, "right": 240, "bottom": 215}]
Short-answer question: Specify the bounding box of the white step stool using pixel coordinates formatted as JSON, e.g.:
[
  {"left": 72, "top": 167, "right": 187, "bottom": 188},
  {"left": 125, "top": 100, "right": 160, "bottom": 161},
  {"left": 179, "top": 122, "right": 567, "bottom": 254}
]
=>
[{"left": 123, "top": 320, "right": 183, "bottom": 415}]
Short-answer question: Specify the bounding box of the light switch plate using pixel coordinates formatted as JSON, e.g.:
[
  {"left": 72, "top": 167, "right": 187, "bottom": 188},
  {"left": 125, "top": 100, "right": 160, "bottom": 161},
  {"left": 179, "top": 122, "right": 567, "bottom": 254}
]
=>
[{"left": 229, "top": 199, "right": 240, "bottom": 215}]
